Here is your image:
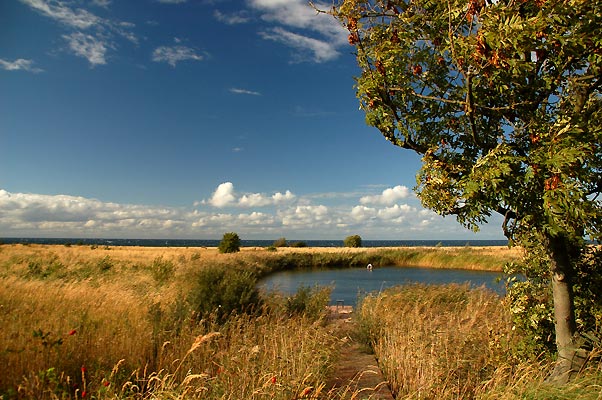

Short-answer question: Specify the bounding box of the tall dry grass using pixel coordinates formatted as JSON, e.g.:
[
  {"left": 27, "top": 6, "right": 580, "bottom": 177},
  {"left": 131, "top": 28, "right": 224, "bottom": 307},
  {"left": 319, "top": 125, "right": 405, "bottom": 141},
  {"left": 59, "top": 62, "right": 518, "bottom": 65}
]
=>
[
  {"left": 357, "top": 283, "right": 515, "bottom": 399},
  {"left": 357, "top": 283, "right": 602, "bottom": 399},
  {"left": 0, "top": 244, "right": 342, "bottom": 399}
]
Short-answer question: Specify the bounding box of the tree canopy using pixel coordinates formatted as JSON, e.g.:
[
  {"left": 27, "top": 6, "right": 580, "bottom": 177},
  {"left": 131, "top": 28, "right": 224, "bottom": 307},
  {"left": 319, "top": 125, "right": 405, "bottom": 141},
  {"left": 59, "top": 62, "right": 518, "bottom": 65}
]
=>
[{"left": 333, "top": 0, "right": 601, "bottom": 381}]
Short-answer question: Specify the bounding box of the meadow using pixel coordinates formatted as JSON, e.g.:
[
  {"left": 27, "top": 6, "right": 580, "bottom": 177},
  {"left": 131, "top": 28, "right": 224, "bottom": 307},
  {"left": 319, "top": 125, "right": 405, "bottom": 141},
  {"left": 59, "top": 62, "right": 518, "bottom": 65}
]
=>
[{"left": 0, "top": 244, "right": 599, "bottom": 399}]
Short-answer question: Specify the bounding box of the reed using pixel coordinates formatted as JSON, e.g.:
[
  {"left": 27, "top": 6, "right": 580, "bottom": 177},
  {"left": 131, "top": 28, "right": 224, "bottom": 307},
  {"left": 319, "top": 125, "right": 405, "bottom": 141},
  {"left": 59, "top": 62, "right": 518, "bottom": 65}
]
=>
[
  {"left": 0, "top": 244, "right": 343, "bottom": 399},
  {"left": 356, "top": 283, "right": 602, "bottom": 399},
  {"left": 7, "top": 243, "right": 596, "bottom": 400}
]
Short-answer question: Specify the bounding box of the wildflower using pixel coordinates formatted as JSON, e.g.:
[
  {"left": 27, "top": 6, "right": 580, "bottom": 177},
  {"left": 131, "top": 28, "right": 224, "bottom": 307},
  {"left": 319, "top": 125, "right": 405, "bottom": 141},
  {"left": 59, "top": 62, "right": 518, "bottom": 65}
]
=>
[
  {"left": 81, "top": 390, "right": 87, "bottom": 398},
  {"left": 68, "top": 329, "right": 77, "bottom": 336},
  {"left": 103, "top": 380, "right": 110, "bottom": 387},
  {"left": 81, "top": 366, "right": 87, "bottom": 374},
  {"left": 270, "top": 376, "right": 276, "bottom": 384}
]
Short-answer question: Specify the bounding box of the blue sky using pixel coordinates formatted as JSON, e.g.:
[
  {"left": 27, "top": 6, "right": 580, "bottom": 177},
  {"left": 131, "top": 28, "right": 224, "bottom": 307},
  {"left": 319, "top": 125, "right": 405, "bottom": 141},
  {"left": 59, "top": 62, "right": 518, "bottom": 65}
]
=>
[{"left": 0, "top": 0, "right": 505, "bottom": 240}]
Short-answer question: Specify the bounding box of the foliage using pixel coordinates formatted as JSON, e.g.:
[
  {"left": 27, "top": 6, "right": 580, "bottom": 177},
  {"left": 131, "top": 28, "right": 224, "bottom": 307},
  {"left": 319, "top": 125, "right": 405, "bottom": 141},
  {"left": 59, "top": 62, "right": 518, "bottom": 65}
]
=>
[
  {"left": 343, "top": 234, "right": 362, "bottom": 248},
  {"left": 505, "top": 243, "right": 602, "bottom": 354},
  {"left": 284, "top": 285, "right": 331, "bottom": 319},
  {"left": 188, "top": 266, "right": 262, "bottom": 322},
  {"left": 289, "top": 241, "right": 308, "bottom": 247},
  {"left": 333, "top": 0, "right": 602, "bottom": 365},
  {"left": 218, "top": 232, "right": 241, "bottom": 253},
  {"left": 149, "top": 256, "right": 175, "bottom": 284},
  {"left": 273, "top": 237, "right": 288, "bottom": 247}
]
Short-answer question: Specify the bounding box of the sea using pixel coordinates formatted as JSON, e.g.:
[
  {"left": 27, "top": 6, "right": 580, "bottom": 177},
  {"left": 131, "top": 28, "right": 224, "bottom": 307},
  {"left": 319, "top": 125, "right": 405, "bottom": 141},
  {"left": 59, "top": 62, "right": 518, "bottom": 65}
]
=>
[{"left": 0, "top": 237, "right": 509, "bottom": 248}]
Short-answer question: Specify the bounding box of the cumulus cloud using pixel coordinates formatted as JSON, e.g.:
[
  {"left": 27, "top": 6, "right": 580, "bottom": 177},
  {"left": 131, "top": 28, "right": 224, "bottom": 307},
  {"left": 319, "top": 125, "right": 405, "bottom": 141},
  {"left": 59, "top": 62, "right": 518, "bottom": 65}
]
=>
[
  {"left": 281, "top": 205, "right": 329, "bottom": 227},
  {"left": 0, "top": 58, "right": 43, "bottom": 73},
  {"left": 206, "top": 182, "right": 236, "bottom": 207},
  {"left": 360, "top": 185, "right": 411, "bottom": 206},
  {"left": 0, "top": 186, "right": 501, "bottom": 240},
  {"left": 152, "top": 45, "right": 204, "bottom": 67},
  {"left": 201, "top": 183, "right": 296, "bottom": 208}
]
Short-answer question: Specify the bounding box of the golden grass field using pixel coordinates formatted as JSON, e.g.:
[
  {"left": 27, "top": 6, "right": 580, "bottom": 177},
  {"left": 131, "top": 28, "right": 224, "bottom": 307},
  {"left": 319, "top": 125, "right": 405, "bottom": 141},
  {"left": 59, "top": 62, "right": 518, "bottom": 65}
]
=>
[{"left": 0, "top": 243, "right": 599, "bottom": 399}]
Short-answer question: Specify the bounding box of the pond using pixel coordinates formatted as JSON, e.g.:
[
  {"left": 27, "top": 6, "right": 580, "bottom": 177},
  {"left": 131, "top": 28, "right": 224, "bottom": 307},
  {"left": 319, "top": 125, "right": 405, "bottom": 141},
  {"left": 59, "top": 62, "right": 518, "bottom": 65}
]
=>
[{"left": 259, "top": 266, "right": 506, "bottom": 307}]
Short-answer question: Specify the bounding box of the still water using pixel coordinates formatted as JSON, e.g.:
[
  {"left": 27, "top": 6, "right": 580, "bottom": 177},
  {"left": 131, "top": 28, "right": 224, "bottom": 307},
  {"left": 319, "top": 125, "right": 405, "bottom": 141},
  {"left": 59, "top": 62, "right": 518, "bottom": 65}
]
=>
[{"left": 259, "top": 266, "right": 506, "bottom": 307}]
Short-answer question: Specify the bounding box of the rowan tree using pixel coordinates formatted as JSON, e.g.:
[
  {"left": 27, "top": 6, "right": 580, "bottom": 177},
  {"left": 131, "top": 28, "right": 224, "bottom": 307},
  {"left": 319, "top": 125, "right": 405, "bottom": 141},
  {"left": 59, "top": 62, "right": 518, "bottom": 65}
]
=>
[{"left": 333, "top": 0, "right": 601, "bottom": 382}]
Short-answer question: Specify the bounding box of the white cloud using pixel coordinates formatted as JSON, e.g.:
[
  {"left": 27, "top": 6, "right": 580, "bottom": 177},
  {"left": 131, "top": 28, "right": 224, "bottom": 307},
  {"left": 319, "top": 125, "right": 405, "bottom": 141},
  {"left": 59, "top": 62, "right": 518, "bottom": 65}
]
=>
[
  {"left": 92, "top": 0, "right": 112, "bottom": 8},
  {"left": 248, "top": 0, "right": 347, "bottom": 63},
  {"left": 239, "top": 193, "right": 271, "bottom": 207},
  {"left": 202, "top": 183, "right": 296, "bottom": 208},
  {"left": 206, "top": 182, "right": 237, "bottom": 207},
  {"left": 272, "top": 190, "right": 295, "bottom": 204},
  {"left": 281, "top": 205, "right": 329, "bottom": 227},
  {"left": 230, "top": 88, "right": 262, "bottom": 96},
  {"left": 249, "top": 0, "right": 345, "bottom": 41},
  {"left": 63, "top": 32, "right": 109, "bottom": 66},
  {"left": 19, "top": 0, "right": 137, "bottom": 64},
  {"left": 20, "top": 0, "right": 100, "bottom": 29},
  {"left": 214, "top": 10, "right": 251, "bottom": 25},
  {"left": 360, "top": 185, "right": 411, "bottom": 206},
  {"left": 152, "top": 45, "right": 203, "bottom": 67},
  {"left": 350, "top": 205, "right": 376, "bottom": 221},
  {"left": 259, "top": 27, "right": 339, "bottom": 63},
  {"left": 0, "top": 58, "right": 43, "bottom": 73},
  {"left": 0, "top": 187, "right": 504, "bottom": 240}
]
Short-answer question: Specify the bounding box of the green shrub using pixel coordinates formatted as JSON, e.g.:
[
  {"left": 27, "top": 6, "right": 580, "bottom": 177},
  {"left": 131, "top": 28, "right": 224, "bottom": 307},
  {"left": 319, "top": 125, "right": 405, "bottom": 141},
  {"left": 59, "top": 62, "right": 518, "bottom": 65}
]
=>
[
  {"left": 344, "top": 235, "right": 362, "bottom": 248},
  {"left": 273, "top": 237, "right": 288, "bottom": 247},
  {"left": 285, "top": 285, "right": 331, "bottom": 320},
  {"left": 505, "top": 238, "right": 602, "bottom": 356},
  {"left": 290, "top": 241, "right": 307, "bottom": 248},
  {"left": 189, "top": 266, "right": 261, "bottom": 322},
  {"left": 97, "top": 255, "right": 113, "bottom": 272},
  {"left": 150, "top": 256, "right": 175, "bottom": 284},
  {"left": 219, "top": 232, "right": 241, "bottom": 253}
]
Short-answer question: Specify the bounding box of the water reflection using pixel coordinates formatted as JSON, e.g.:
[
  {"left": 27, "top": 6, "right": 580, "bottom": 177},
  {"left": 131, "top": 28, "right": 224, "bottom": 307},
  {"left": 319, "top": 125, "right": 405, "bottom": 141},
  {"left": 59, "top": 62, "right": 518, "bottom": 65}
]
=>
[{"left": 259, "top": 266, "right": 506, "bottom": 306}]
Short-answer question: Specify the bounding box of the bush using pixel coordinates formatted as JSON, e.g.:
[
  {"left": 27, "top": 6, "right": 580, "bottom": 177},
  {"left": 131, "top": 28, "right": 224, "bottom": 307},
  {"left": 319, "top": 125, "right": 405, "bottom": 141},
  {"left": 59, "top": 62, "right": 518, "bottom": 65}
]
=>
[
  {"left": 219, "top": 232, "right": 241, "bottom": 253},
  {"left": 344, "top": 235, "right": 362, "bottom": 248},
  {"left": 150, "top": 256, "right": 175, "bottom": 284},
  {"left": 189, "top": 266, "right": 261, "bottom": 322},
  {"left": 290, "top": 241, "right": 307, "bottom": 248},
  {"left": 285, "top": 285, "right": 331, "bottom": 320},
  {"left": 273, "top": 237, "right": 288, "bottom": 247}
]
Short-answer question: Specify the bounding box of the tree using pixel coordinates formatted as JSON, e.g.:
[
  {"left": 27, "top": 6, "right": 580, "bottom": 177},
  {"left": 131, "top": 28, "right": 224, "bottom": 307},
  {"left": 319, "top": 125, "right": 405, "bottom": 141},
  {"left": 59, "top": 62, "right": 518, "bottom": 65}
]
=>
[
  {"left": 344, "top": 234, "right": 363, "bottom": 247},
  {"left": 333, "top": 0, "right": 601, "bottom": 382},
  {"left": 218, "top": 232, "right": 241, "bottom": 253}
]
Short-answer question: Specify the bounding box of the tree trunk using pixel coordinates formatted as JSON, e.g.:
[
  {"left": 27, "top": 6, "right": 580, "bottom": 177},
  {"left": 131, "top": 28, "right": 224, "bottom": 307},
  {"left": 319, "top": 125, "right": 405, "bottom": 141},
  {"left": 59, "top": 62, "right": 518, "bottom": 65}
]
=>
[{"left": 545, "top": 234, "right": 587, "bottom": 383}]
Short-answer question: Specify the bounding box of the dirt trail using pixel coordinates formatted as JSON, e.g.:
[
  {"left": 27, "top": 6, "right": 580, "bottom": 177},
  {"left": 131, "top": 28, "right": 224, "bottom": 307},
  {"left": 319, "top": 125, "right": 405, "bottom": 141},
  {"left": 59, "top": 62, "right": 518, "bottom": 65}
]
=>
[{"left": 325, "top": 306, "right": 395, "bottom": 400}]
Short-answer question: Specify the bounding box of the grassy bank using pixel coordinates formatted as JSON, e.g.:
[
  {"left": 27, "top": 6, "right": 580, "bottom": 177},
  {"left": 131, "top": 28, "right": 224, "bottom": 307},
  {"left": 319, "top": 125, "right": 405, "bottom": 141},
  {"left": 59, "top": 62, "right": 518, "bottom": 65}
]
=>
[
  {"left": 0, "top": 244, "right": 344, "bottom": 399},
  {"left": 357, "top": 284, "right": 602, "bottom": 399},
  {"left": 8, "top": 243, "right": 594, "bottom": 399}
]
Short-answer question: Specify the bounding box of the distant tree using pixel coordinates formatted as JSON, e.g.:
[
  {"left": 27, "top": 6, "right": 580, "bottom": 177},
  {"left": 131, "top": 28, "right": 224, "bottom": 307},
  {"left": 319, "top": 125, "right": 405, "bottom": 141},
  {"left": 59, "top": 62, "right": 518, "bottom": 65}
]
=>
[
  {"left": 273, "top": 237, "right": 288, "bottom": 247},
  {"left": 333, "top": 0, "right": 601, "bottom": 382},
  {"left": 218, "top": 232, "right": 241, "bottom": 254},
  {"left": 344, "top": 235, "right": 362, "bottom": 248},
  {"left": 290, "top": 241, "right": 308, "bottom": 248}
]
